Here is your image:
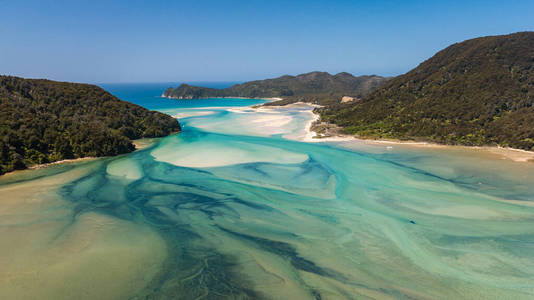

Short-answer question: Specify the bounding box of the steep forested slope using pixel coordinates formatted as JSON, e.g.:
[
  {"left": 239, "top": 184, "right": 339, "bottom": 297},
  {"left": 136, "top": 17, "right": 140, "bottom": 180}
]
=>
[
  {"left": 318, "top": 32, "right": 534, "bottom": 150},
  {"left": 0, "top": 76, "right": 181, "bottom": 174}
]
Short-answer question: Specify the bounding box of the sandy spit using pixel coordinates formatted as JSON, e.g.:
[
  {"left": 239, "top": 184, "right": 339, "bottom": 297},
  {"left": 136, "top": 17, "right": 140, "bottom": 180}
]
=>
[{"left": 288, "top": 102, "right": 534, "bottom": 163}]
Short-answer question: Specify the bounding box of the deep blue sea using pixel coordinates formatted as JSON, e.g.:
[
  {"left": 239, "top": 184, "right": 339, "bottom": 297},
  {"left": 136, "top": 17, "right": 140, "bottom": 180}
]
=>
[{"left": 98, "top": 82, "right": 268, "bottom": 110}]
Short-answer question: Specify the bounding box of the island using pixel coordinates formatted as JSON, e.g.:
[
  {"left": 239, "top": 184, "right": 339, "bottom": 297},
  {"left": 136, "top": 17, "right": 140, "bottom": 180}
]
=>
[
  {"left": 162, "top": 71, "right": 389, "bottom": 106},
  {"left": 0, "top": 76, "right": 181, "bottom": 174}
]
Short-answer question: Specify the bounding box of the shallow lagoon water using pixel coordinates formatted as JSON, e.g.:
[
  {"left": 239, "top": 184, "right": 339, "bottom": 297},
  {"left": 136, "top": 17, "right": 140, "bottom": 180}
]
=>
[{"left": 1, "top": 93, "right": 534, "bottom": 299}]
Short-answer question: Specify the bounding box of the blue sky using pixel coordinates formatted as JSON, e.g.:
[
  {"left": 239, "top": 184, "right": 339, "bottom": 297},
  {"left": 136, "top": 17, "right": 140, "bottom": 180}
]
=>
[{"left": 1, "top": 0, "right": 533, "bottom": 83}]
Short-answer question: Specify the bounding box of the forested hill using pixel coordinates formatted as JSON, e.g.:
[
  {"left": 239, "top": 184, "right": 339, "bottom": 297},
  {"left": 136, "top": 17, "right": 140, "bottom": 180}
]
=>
[
  {"left": 0, "top": 76, "right": 181, "bottom": 174},
  {"left": 163, "top": 72, "right": 388, "bottom": 105},
  {"left": 318, "top": 32, "right": 534, "bottom": 150}
]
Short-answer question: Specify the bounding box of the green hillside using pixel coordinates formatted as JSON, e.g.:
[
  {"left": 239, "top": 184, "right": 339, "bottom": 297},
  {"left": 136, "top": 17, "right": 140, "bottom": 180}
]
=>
[
  {"left": 0, "top": 76, "right": 181, "bottom": 174},
  {"left": 318, "top": 32, "right": 534, "bottom": 150},
  {"left": 163, "top": 72, "right": 388, "bottom": 105}
]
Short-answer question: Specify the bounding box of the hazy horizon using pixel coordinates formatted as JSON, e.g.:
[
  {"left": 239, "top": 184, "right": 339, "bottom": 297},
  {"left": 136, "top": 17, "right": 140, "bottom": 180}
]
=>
[{"left": 2, "top": 0, "right": 533, "bottom": 83}]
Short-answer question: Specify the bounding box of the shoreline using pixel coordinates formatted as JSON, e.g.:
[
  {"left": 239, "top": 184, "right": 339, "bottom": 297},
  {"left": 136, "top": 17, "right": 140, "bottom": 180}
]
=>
[
  {"left": 28, "top": 138, "right": 157, "bottom": 170},
  {"left": 3, "top": 100, "right": 533, "bottom": 177},
  {"left": 28, "top": 156, "right": 99, "bottom": 170},
  {"left": 211, "top": 100, "right": 534, "bottom": 163},
  {"left": 161, "top": 95, "right": 282, "bottom": 101},
  {"left": 293, "top": 103, "right": 534, "bottom": 163},
  {"left": 132, "top": 138, "right": 156, "bottom": 150},
  {"left": 2, "top": 139, "right": 159, "bottom": 177}
]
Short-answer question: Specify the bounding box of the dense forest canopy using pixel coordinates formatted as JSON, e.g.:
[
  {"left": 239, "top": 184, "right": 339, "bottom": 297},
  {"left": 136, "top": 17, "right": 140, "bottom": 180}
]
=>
[
  {"left": 318, "top": 32, "right": 534, "bottom": 150},
  {"left": 0, "top": 76, "right": 180, "bottom": 174},
  {"left": 163, "top": 72, "right": 388, "bottom": 106}
]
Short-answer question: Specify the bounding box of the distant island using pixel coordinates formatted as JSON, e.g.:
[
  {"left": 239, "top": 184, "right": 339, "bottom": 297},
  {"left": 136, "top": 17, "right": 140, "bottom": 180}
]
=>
[
  {"left": 162, "top": 72, "right": 389, "bottom": 106},
  {"left": 316, "top": 32, "right": 534, "bottom": 151},
  {"left": 0, "top": 76, "right": 181, "bottom": 174}
]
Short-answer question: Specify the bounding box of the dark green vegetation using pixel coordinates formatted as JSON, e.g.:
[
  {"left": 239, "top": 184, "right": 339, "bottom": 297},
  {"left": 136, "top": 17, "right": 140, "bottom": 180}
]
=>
[
  {"left": 0, "top": 76, "right": 180, "bottom": 174},
  {"left": 163, "top": 71, "right": 388, "bottom": 105},
  {"left": 318, "top": 32, "right": 534, "bottom": 150}
]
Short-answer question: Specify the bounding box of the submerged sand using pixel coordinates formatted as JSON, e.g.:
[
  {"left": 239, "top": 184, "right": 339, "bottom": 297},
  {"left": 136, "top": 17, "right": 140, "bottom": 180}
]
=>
[
  {"left": 2, "top": 98, "right": 534, "bottom": 299},
  {"left": 151, "top": 137, "right": 309, "bottom": 168},
  {"left": 0, "top": 164, "right": 167, "bottom": 299}
]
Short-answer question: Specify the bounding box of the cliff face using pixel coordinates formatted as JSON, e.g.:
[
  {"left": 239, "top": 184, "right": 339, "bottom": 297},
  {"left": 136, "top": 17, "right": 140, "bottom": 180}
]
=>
[
  {"left": 163, "top": 72, "right": 389, "bottom": 105},
  {"left": 0, "top": 76, "right": 181, "bottom": 174},
  {"left": 318, "top": 32, "right": 534, "bottom": 150}
]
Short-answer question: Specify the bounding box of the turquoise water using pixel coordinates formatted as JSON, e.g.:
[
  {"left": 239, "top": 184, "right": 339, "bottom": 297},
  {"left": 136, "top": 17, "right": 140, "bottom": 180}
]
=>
[
  {"left": 99, "top": 82, "right": 249, "bottom": 110},
  {"left": 1, "top": 85, "right": 534, "bottom": 299}
]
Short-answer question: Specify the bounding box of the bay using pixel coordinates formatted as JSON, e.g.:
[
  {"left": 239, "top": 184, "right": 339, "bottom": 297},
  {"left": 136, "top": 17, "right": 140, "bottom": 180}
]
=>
[{"left": 1, "top": 84, "right": 534, "bottom": 299}]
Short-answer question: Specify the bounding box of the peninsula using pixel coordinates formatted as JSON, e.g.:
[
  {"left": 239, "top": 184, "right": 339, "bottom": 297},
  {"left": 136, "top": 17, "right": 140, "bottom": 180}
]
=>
[
  {"left": 0, "top": 76, "right": 181, "bottom": 174},
  {"left": 162, "top": 71, "right": 388, "bottom": 105}
]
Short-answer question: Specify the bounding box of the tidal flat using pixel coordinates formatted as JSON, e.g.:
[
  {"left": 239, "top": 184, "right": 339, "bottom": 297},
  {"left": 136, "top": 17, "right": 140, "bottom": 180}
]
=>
[{"left": 1, "top": 98, "right": 534, "bottom": 299}]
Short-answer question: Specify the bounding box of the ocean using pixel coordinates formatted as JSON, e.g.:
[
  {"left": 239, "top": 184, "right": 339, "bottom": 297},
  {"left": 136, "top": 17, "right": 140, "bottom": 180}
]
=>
[{"left": 98, "top": 82, "right": 256, "bottom": 110}]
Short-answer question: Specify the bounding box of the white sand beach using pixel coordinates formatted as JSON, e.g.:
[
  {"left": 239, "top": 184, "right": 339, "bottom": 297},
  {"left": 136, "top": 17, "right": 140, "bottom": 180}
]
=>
[{"left": 278, "top": 102, "right": 534, "bottom": 163}]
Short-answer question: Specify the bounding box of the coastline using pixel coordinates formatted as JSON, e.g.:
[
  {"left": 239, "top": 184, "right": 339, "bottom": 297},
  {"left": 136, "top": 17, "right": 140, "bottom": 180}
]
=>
[
  {"left": 27, "top": 138, "right": 156, "bottom": 170},
  {"left": 293, "top": 103, "right": 534, "bottom": 163},
  {"left": 2, "top": 139, "right": 158, "bottom": 177},
  {"left": 4, "top": 99, "right": 533, "bottom": 178},
  {"left": 28, "top": 157, "right": 99, "bottom": 170},
  {"left": 132, "top": 138, "right": 156, "bottom": 150},
  {"left": 30, "top": 138, "right": 157, "bottom": 170},
  {"left": 161, "top": 95, "right": 282, "bottom": 101}
]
